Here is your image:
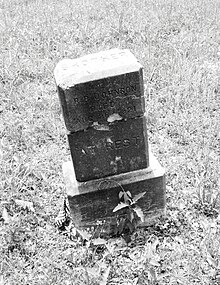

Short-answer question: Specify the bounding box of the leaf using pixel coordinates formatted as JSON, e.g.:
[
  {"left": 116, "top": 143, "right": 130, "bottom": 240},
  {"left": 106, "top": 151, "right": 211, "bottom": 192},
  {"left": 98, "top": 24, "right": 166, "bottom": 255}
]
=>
[
  {"left": 113, "top": 202, "right": 128, "bottom": 212},
  {"left": 133, "top": 206, "right": 145, "bottom": 222},
  {"left": 119, "top": 191, "right": 124, "bottom": 199},
  {"left": 55, "top": 198, "right": 71, "bottom": 226},
  {"left": 105, "top": 241, "right": 115, "bottom": 254},
  {"left": 92, "top": 238, "right": 107, "bottom": 246},
  {"left": 100, "top": 266, "right": 110, "bottom": 285},
  {"left": 117, "top": 218, "right": 126, "bottom": 234},
  {"left": 65, "top": 222, "right": 77, "bottom": 237},
  {"left": 55, "top": 208, "right": 67, "bottom": 228},
  {"left": 133, "top": 192, "right": 146, "bottom": 203},
  {"left": 2, "top": 207, "right": 10, "bottom": 224},
  {"left": 130, "top": 211, "right": 134, "bottom": 222},
  {"left": 77, "top": 229, "right": 91, "bottom": 241},
  {"left": 15, "top": 199, "right": 35, "bottom": 212},
  {"left": 126, "top": 220, "right": 135, "bottom": 233}
]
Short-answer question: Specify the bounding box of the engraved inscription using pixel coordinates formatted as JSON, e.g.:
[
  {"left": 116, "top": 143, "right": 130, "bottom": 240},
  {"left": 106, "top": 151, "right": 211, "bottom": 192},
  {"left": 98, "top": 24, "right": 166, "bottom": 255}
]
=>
[
  {"left": 89, "top": 101, "right": 137, "bottom": 114},
  {"left": 72, "top": 84, "right": 137, "bottom": 106},
  {"left": 105, "top": 136, "right": 140, "bottom": 150},
  {"left": 72, "top": 50, "right": 127, "bottom": 70},
  {"left": 63, "top": 70, "right": 144, "bottom": 131},
  {"left": 83, "top": 136, "right": 141, "bottom": 155}
]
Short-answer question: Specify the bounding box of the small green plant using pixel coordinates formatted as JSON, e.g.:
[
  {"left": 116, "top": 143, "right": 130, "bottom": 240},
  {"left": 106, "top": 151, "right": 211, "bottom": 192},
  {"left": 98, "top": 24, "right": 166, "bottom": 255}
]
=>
[{"left": 112, "top": 189, "right": 146, "bottom": 241}]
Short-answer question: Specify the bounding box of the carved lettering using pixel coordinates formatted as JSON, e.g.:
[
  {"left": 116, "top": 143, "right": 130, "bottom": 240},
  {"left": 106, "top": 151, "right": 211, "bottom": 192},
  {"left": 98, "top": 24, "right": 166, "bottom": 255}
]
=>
[
  {"left": 73, "top": 98, "right": 79, "bottom": 104},
  {"left": 73, "top": 50, "right": 128, "bottom": 70},
  {"left": 123, "top": 139, "right": 130, "bottom": 147},
  {"left": 103, "top": 136, "right": 140, "bottom": 151},
  {"left": 86, "top": 145, "right": 96, "bottom": 155},
  {"left": 132, "top": 136, "right": 140, "bottom": 145},
  {"left": 115, "top": 140, "right": 122, "bottom": 149},
  {"left": 106, "top": 142, "right": 114, "bottom": 150},
  {"left": 130, "top": 85, "right": 136, "bottom": 92},
  {"left": 127, "top": 104, "right": 136, "bottom": 112},
  {"left": 84, "top": 96, "right": 89, "bottom": 102},
  {"left": 71, "top": 84, "right": 138, "bottom": 107}
]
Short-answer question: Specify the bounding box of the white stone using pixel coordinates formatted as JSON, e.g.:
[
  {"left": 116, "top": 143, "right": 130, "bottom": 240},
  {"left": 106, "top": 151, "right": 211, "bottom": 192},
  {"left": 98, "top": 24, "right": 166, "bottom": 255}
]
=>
[{"left": 54, "top": 48, "right": 142, "bottom": 88}]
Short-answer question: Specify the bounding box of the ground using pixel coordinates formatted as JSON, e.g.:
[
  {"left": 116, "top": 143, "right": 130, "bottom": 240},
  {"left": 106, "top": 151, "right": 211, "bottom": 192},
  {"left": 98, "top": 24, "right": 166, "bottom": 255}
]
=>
[{"left": 0, "top": 0, "right": 220, "bottom": 284}]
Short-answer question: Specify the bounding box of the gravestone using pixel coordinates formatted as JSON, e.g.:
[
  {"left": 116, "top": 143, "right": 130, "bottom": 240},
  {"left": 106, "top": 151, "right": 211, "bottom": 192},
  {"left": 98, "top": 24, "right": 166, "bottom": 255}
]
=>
[{"left": 54, "top": 49, "right": 165, "bottom": 228}]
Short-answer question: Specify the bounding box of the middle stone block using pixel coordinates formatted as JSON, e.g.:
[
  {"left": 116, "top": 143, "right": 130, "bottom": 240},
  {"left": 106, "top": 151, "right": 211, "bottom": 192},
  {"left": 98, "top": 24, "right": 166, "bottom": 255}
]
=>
[{"left": 68, "top": 115, "right": 149, "bottom": 182}]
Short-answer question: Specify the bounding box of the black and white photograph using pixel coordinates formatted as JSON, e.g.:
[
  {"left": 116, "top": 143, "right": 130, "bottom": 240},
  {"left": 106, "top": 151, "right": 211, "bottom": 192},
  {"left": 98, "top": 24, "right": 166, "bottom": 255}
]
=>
[{"left": 0, "top": 0, "right": 219, "bottom": 284}]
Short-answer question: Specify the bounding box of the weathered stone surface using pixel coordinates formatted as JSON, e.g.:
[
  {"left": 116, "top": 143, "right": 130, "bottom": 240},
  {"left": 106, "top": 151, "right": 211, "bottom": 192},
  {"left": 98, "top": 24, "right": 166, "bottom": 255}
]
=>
[
  {"left": 67, "top": 116, "right": 149, "bottom": 182},
  {"left": 54, "top": 49, "right": 145, "bottom": 132},
  {"left": 63, "top": 150, "right": 165, "bottom": 228}
]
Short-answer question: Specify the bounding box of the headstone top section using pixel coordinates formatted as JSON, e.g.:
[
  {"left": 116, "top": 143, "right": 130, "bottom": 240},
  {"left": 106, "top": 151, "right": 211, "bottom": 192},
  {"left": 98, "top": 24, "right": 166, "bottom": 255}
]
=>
[
  {"left": 54, "top": 49, "right": 142, "bottom": 87},
  {"left": 54, "top": 49, "right": 145, "bottom": 132}
]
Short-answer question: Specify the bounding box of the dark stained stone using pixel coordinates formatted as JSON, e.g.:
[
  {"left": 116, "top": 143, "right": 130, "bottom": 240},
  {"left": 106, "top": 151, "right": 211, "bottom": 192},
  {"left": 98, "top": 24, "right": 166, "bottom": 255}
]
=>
[
  {"left": 55, "top": 48, "right": 166, "bottom": 228},
  {"left": 67, "top": 116, "right": 149, "bottom": 182},
  {"left": 63, "top": 151, "right": 166, "bottom": 228},
  {"left": 54, "top": 49, "right": 145, "bottom": 132}
]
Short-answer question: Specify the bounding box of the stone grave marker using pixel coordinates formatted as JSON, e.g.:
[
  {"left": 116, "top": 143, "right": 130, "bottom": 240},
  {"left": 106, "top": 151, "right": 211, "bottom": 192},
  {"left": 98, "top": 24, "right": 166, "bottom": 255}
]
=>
[{"left": 54, "top": 48, "right": 165, "bottom": 228}]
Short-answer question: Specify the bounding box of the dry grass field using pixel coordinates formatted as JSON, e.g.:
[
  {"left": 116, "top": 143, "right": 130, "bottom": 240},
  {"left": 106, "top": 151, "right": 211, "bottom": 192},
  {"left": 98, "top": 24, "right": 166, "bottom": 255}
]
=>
[{"left": 0, "top": 0, "right": 220, "bottom": 284}]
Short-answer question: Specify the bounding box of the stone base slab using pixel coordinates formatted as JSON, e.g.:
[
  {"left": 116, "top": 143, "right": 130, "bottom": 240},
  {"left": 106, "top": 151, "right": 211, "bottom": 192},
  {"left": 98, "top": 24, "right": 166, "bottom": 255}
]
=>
[{"left": 63, "top": 150, "right": 165, "bottom": 229}]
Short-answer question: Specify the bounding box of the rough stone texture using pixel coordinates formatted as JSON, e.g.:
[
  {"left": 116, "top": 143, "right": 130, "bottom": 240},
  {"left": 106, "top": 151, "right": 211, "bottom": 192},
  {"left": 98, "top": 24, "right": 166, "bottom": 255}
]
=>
[
  {"left": 67, "top": 116, "right": 149, "bottom": 182},
  {"left": 63, "top": 150, "right": 165, "bottom": 228},
  {"left": 54, "top": 49, "right": 145, "bottom": 132}
]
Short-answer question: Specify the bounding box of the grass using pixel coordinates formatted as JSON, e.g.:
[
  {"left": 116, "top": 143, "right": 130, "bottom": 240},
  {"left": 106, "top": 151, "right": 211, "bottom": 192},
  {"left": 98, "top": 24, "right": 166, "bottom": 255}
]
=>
[{"left": 0, "top": 0, "right": 220, "bottom": 284}]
